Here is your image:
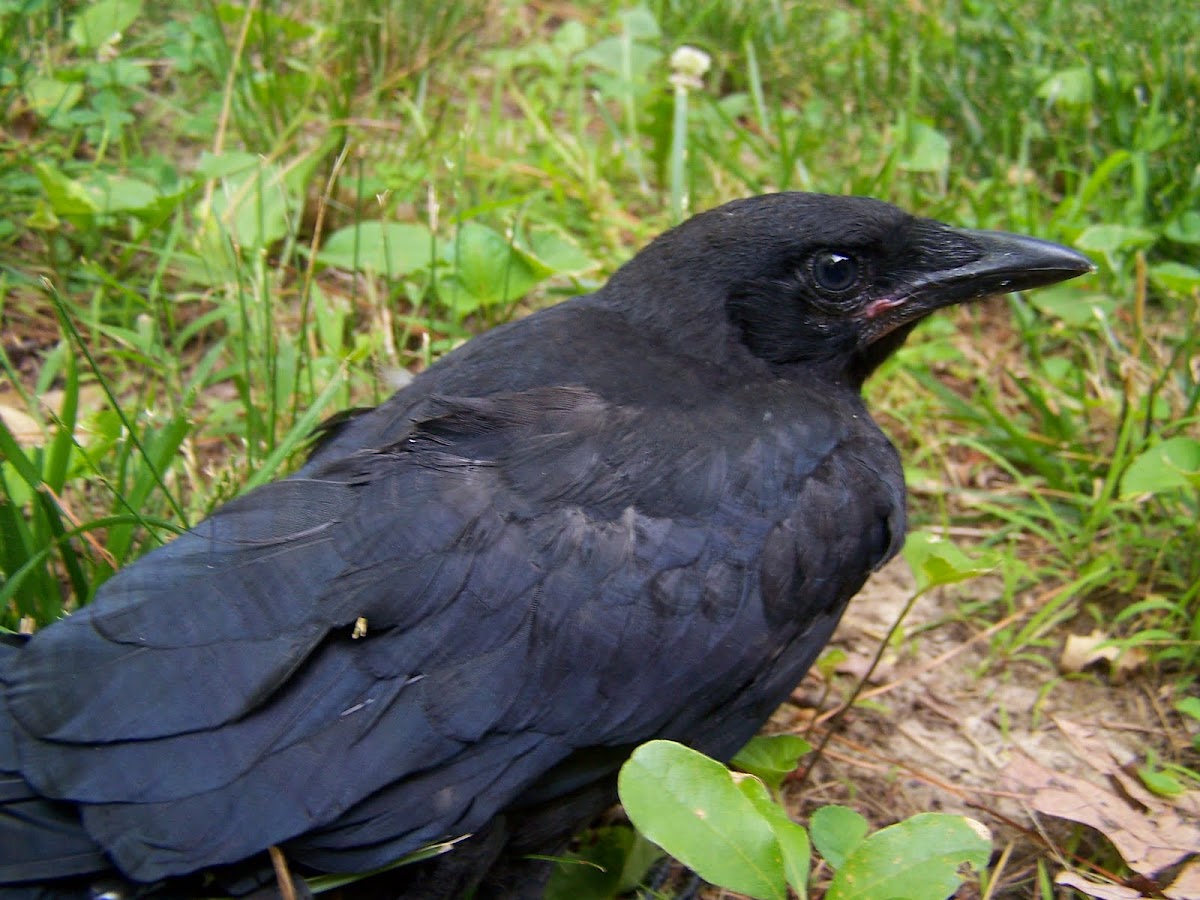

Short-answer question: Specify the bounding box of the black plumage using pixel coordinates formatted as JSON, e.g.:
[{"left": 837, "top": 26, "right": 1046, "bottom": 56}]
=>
[{"left": 0, "top": 193, "right": 1091, "bottom": 897}]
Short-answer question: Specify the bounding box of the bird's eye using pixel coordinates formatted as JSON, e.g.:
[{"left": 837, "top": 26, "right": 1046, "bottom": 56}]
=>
[{"left": 812, "top": 252, "right": 859, "bottom": 293}]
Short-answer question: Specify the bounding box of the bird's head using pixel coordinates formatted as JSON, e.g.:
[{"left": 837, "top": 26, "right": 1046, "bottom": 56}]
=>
[{"left": 601, "top": 193, "right": 1093, "bottom": 384}]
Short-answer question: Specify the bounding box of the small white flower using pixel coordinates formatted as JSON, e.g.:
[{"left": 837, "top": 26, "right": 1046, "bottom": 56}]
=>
[{"left": 669, "top": 45, "right": 711, "bottom": 91}]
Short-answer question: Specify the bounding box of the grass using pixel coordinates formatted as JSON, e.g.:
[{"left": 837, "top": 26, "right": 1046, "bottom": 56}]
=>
[{"left": 0, "top": 0, "right": 1197, "bottom": 892}]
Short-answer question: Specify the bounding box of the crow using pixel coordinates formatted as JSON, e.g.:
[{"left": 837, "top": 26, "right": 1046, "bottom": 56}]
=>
[{"left": 0, "top": 193, "right": 1091, "bottom": 898}]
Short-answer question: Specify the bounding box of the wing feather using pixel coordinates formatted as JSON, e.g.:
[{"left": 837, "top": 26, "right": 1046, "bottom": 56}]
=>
[{"left": 2, "top": 384, "right": 900, "bottom": 883}]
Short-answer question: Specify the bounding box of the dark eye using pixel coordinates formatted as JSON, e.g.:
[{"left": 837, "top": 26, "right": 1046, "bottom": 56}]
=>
[{"left": 812, "top": 251, "right": 859, "bottom": 292}]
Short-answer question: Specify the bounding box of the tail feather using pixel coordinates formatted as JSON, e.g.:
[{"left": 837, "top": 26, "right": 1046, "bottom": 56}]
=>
[
  {"left": 2, "top": 636, "right": 109, "bottom": 888},
  {"left": 0, "top": 788, "right": 109, "bottom": 883}
]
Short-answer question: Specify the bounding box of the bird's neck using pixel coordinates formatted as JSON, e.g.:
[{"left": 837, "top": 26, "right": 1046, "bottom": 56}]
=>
[{"left": 844, "top": 322, "right": 920, "bottom": 385}]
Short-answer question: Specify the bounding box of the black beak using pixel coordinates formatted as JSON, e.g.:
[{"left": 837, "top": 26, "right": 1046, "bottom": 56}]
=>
[
  {"left": 918, "top": 228, "right": 1095, "bottom": 304},
  {"left": 862, "top": 227, "right": 1094, "bottom": 334}
]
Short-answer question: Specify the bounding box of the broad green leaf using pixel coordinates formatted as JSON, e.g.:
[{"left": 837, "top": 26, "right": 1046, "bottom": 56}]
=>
[
  {"left": 1176, "top": 697, "right": 1200, "bottom": 722},
  {"left": 900, "top": 121, "right": 950, "bottom": 175},
  {"left": 544, "top": 826, "right": 661, "bottom": 900},
  {"left": 201, "top": 164, "right": 296, "bottom": 252},
  {"left": 810, "top": 805, "right": 868, "bottom": 870},
  {"left": 618, "top": 6, "right": 660, "bottom": 40},
  {"left": 1150, "top": 261, "right": 1200, "bottom": 295},
  {"left": 1036, "top": 67, "right": 1094, "bottom": 105},
  {"left": 35, "top": 163, "right": 99, "bottom": 217},
  {"left": 88, "top": 174, "right": 160, "bottom": 214},
  {"left": 825, "top": 813, "right": 991, "bottom": 900},
  {"left": 23, "top": 78, "right": 84, "bottom": 123},
  {"left": 1138, "top": 766, "right": 1186, "bottom": 798},
  {"left": 35, "top": 166, "right": 162, "bottom": 219},
  {"left": 1120, "top": 437, "right": 1200, "bottom": 496},
  {"left": 614, "top": 830, "right": 662, "bottom": 897},
  {"left": 737, "top": 776, "right": 810, "bottom": 896},
  {"left": 441, "top": 223, "right": 542, "bottom": 316},
  {"left": 619, "top": 740, "right": 787, "bottom": 900},
  {"left": 1164, "top": 211, "right": 1200, "bottom": 245},
  {"left": 816, "top": 646, "right": 848, "bottom": 681},
  {"left": 732, "top": 734, "right": 812, "bottom": 792},
  {"left": 552, "top": 20, "right": 588, "bottom": 55},
  {"left": 70, "top": 0, "right": 142, "bottom": 49},
  {"left": 318, "top": 222, "right": 435, "bottom": 277},
  {"left": 27, "top": 200, "right": 61, "bottom": 230},
  {"left": 902, "top": 530, "right": 992, "bottom": 593},
  {"left": 522, "top": 226, "right": 596, "bottom": 275},
  {"left": 1026, "top": 287, "right": 1116, "bottom": 328},
  {"left": 543, "top": 829, "right": 625, "bottom": 900},
  {"left": 578, "top": 38, "right": 662, "bottom": 78},
  {"left": 195, "top": 151, "right": 262, "bottom": 180},
  {"left": 614, "top": 829, "right": 662, "bottom": 892},
  {"left": 1076, "top": 224, "right": 1156, "bottom": 263}
]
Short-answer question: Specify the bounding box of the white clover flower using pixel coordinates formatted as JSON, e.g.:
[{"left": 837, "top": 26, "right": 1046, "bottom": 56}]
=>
[{"left": 669, "top": 45, "right": 711, "bottom": 91}]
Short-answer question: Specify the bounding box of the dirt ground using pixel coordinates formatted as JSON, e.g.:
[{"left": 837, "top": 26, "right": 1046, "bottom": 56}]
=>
[{"left": 743, "top": 558, "right": 1200, "bottom": 900}]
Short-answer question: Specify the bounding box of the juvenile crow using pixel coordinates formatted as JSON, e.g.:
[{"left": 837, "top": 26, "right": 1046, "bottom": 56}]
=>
[{"left": 0, "top": 193, "right": 1091, "bottom": 898}]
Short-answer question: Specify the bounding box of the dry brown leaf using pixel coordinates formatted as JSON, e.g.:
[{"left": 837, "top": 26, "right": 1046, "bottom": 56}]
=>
[
  {"left": 1055, "top": 871, "right": 1144, "bottom": 900},
  {"left": 1061, "top": 630, "right": 1146, "bottom": 681},
  {"left": 0, "top": 402, "right": 42, "bottom": 446},
  {"left": 1004, "top": 752, "right": 1200, "bottom": 878},
  {"left": 1055, "top": 717, "right": 1133, "bottom": 772},
  {"left": 1061, "top": 629, "right": 1117, "bottom": 672},
  {"left": 1056, "top": 718, "right": 1200, "bottom": 820},
  {"left": 39, "top": 387, "right": 107, "bottom": 413},
  {"left": 1112, "top": 649, "right": 1148, "bottom": 682},
  {"left": 0, "top": 385, "right": 108, "bottom": 448}
]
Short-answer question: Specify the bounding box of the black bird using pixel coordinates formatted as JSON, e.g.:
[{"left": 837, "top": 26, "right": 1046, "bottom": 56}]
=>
[{"left": 0, "top": 193, "right": 1091, "bottom": 898}]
